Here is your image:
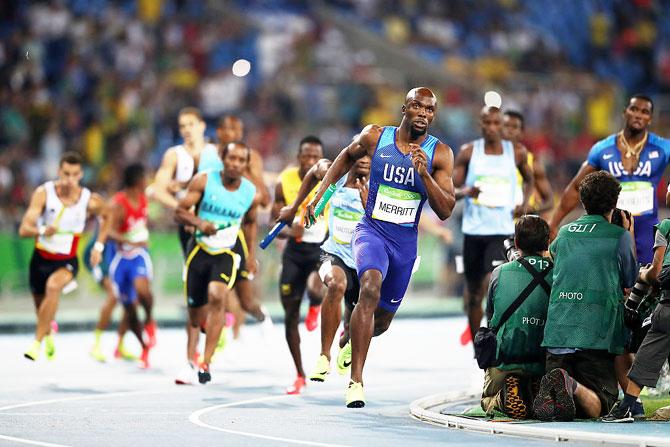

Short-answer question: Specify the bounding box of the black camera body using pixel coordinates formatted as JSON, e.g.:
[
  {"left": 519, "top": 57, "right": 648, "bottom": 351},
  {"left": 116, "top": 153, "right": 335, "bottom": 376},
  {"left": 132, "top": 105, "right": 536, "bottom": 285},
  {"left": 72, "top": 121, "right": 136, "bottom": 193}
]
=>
[{"left": 503, "top": 237, "right": 521, "bottom": 262}]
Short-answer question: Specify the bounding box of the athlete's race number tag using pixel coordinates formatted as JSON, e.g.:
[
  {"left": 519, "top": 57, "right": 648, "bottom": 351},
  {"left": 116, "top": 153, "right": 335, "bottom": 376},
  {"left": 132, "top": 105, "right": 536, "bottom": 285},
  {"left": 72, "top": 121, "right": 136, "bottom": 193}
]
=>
[
  {"left": 474, "top": 175, "right": 512, "bottom": 208},
  {"left": 332, "top": 208, "right": 363, "bottom": 244},
  {"left": 127, "top": 224, "right": 149, "bottom": 243},
  {"left": 38, "top": 233, "right": 75, "bottom": 255},
  {"left": 199, "top": 224, "right": 239, "bottom": 251},
  {"left": 617, "top": 181, "right": 654, "bottom": 216},
  {"left": 371, "top": 184, "right": 420, "bottom": 225},
  {"left": 299, "top": 217, "right": 328, "bottom": 243}
]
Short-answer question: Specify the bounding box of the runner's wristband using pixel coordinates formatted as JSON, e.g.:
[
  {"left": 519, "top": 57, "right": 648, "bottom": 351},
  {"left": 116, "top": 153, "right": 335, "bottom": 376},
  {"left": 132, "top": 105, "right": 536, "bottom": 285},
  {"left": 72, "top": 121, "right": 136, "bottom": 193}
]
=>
[
  {"left": 93, "top": 241, "right": 105, "bottom": 252},
  {"left": 38, "top": 225, "right": 46, "bottom": 236}
]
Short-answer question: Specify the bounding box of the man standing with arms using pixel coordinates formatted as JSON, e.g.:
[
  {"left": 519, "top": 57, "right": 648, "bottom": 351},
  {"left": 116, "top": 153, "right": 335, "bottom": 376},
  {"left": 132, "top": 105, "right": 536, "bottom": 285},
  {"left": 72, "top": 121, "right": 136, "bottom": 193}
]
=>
[
  {"left": 549, "top": 95, "right": 670, "bottom": 264},
  {"left": 175, "top": 142, "right": 257, "bottom": 384},
  {"left": 20, "top": 152, "right": 109, "bottom": 361},
  {"left": 454, "top": 106, "right": 534, "bottom": 342},
  {"left": 305, "top": 87, "right": 456, "bottom": 407},
  {"left": 271, "top": 136, "right": 327, "bottom": 395}
]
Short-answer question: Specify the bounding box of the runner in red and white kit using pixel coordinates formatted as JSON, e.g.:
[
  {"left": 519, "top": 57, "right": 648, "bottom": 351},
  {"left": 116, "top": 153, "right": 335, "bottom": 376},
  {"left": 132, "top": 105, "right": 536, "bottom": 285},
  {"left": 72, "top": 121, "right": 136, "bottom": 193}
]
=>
[
  {"left": 20, "top": 152, "right": 109, "bottom": 361},
  {"left": 107, "top": 163, "right": 154, "bottom": 368}
]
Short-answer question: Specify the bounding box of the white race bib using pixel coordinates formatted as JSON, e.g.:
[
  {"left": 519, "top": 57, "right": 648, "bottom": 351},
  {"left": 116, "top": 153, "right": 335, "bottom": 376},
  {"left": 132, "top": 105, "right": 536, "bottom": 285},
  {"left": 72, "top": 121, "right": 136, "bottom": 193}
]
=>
[
  {"left": 199, "top": 224, "right": 239, "bottom": 251},
  {"left": 298, "top": 217, "right": 328, "bottom": 243},
  {"left": 38, "top": 233, "right": 75, "bottom": 255},
  {"left": 617, "top": 181, "right": 654, "bottom": 216},
  {"left": 332, "top": 208, "right": 363, "bottom": 245},
  {"left": 372, "top": 184, "right": 421, "bottom": 225},
  {"left": 474, "top": 175, "right": 513, "bottom": 208},
  {"left": 127, "top": 224, "right": 149, "bottom": 244}
]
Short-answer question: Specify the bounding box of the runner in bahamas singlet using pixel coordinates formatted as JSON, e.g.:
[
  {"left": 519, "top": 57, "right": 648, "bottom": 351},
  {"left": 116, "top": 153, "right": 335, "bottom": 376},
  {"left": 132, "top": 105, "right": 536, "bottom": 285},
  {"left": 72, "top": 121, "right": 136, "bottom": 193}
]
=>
[{"left": 354, "top": 126, "right": 438, "bottom": 312}]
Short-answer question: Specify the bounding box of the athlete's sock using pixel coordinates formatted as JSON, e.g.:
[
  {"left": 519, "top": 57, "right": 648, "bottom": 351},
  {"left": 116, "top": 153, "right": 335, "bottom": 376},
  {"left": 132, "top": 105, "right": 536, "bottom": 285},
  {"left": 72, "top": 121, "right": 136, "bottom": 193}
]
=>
[{"left": 94, "top": 329, "right": 103, "bottom": 345}]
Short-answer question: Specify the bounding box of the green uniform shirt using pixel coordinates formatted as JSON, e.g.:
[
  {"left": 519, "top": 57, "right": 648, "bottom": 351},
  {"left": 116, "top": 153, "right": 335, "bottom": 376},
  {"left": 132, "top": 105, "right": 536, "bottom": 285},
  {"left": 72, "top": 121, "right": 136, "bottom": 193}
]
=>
[
  {"left": 543, "top": 214, "right": 637, "bottom": 355},
  {"left": 486, "top": 255, "right": 552, "bottom": 375}
]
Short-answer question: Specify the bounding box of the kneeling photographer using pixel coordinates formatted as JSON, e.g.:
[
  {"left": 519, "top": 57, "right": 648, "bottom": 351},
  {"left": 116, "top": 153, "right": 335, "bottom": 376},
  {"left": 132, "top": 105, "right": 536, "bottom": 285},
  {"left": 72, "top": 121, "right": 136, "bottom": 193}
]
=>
[
  {"left": 479, "top": 215, "right": 552, "bottom": 419},
  {"left": 604, "top": 216, "right": 670, "bottom": 422}
]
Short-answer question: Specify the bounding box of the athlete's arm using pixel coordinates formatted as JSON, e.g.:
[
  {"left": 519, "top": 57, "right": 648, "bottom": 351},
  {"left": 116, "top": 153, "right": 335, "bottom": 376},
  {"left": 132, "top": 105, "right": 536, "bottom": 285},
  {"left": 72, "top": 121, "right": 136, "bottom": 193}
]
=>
[
  {"left": 452, "top": 144, "right": 479, "bottom": 200},
  {"left": 548, "top": 161, "right": 597, "bottom": 240},
  {"left": 175, "top": 173, "right": 216, "bottom": 235},
  {"left": 412, "top": 142, "right": 455, "bottom": 220},
  {"left": 531, "top": 157, "right": 554, "bottom": 214},
  {"left": 241, "top": 203, "right": 258, "bottom": 274},
  {"left": 87, "top": 193, "right": 111, "bottom": 266},
  {"left": 149, "top": 148, "right": 180, "bottom": 209},
  {"left": 356, "top": 176, "right": 368, "bottom": 207},
  {"left": 246, "top": 149, "right": 271, "bottom": 208},
  {"left": 418, "top": 213, "right": 452, "bottom": 243},
  {"left": 304, "top": 125, "right": 380, "bottom": 224},
  {"left": 640, "top": 239, "right": 666, "bottom": 285},
  {"left": 514, "top": 142, "right": 535, "bottom": 215},
  {"left": 18, "top": 186, "right": 52, "bottom": 237},
  {"left": 277, "top": 158, "right": 331, "bottom": 225}
]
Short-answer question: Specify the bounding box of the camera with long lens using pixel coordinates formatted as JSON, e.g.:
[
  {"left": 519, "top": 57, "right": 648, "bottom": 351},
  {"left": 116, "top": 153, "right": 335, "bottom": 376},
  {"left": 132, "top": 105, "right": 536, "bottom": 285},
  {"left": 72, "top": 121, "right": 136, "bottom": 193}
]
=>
[
  {"left": 626, "top": 280, "right": 650, "bottom": 311},
  {"left": 503, "top": 237, "right": 521, "bottom": 262},
  {"left": 624, "top": 277, "right": 651, "bottom": 330}
]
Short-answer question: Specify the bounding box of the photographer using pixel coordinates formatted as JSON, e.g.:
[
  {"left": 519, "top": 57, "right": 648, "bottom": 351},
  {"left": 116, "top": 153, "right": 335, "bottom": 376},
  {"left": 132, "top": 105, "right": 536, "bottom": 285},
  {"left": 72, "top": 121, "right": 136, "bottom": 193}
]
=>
[
  {"left": 604, "top": 215, "right": 670, "bottom": 422},
  {"left": 480, "top": 215, "right": 552, "bottom": 419},
  {"left": 534, "top": 171, "right": 637, "bottom": 421}
]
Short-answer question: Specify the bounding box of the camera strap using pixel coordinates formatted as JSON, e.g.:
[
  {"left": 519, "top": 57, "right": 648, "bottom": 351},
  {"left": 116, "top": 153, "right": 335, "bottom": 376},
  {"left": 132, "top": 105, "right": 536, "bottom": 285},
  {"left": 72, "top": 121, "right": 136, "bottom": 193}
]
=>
[{"left": 492, "top": 257, "right": 553, "bottom": 333}]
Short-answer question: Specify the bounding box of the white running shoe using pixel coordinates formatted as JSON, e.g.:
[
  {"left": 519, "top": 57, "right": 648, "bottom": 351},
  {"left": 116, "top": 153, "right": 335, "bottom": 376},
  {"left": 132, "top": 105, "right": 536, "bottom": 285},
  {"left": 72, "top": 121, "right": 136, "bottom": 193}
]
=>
[{"left": 175, "top": 363, "right": 197, "bottom": 385}]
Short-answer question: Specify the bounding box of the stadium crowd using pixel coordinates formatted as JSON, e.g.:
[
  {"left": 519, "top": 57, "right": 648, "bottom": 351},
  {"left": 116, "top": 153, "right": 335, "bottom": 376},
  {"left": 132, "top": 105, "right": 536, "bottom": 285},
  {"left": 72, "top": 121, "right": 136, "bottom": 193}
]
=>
[{"left": 2, "top": 0, "right": 670, "bottom": 232}]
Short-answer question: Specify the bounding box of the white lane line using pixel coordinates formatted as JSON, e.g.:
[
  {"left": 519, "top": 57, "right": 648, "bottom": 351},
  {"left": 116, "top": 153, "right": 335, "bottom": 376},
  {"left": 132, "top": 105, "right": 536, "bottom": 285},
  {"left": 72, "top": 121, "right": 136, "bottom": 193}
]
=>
[
  {"left": 0, "top": 389, "right": 167, "bottom": 412},
  {"left": 0, "top": 388, "right": 173, "bottom": 447},
  {"left": 189, "top": 391, "right": 352, "bottom": 447},
  {"left": 0, "top": 434, "right": 71, "bottom": 447}
]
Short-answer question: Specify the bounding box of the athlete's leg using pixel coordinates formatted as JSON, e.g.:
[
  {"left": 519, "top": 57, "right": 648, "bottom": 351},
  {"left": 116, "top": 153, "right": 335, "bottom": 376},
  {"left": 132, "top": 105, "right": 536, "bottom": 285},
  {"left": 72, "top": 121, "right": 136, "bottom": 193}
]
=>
[
  {"left": 31, "top": 293, "right": 45, "bottom": 316},
  {"left": 466, "top": 274, "right": 490, "bottom": 340},
  {"left": 281, "top": 294, "right": 305, "bottom": 377},
  {"left": 203, "top": 282, "right": 229, "bottom": 366},
  {"left": 470, "top": 236, "right": 506, "bottom": 339},
  {"left": 372, "top": 306, "right": 395, "bottom": 337},
  {"left": 226, "top": 292, "right": 245, "bottom": 338},
  {"left": 96, "top": 278, "right": 117, "bottom": 331},
  {"left": 35, "top": 268, "right": 73, "bottom": 342},
  {"left": 235, "top": 278, "right": 265, "bottom": 321},
  {"left": 134, "top": 275, "right": 152, "bottom": 331},
  {"left": 307, "top": 271, "right": 324, "bottom": 307},
  {"left": 320, "top": 265, "right": 347, "bottom": 359},
  {"left": 280, "top": 253, "right": 309, "bottom": 378},
  {"left": 349, "top": 268, "right": 383, "bottom": 385},
  {"left": 123, "top": 301, "right": 145, "bottom": 348},
  {"left": 184, "top": 246, "right": 208, "bottom": 364},
  {"left": 340, "top": 306, "right": 352, "bottom": 348},
  {"left": 187, "top": 305, "right": 208, "bottom": 363},
  {"left": 615, "top": 352, "right": 634, "bottom": 391},
  {"left": 463, "top": 234, "right": 482, "bottom": 340}
]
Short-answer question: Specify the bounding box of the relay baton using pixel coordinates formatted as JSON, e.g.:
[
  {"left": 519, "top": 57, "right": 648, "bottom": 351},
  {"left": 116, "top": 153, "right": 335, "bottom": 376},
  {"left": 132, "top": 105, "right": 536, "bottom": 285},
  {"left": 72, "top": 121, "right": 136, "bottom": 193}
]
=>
[
  {"left": 307, "top": 183, "right": 336, "bottom": 227},
  {"left": 259, "top": 221, "right": 286, "bottom": 249}
]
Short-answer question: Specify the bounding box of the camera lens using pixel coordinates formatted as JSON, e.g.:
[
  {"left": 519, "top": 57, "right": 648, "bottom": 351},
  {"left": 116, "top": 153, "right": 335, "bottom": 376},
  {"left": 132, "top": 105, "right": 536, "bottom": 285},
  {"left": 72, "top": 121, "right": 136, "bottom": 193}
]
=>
[{"left": 627, "top": 280, "right": 650, "bottom": 310}]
